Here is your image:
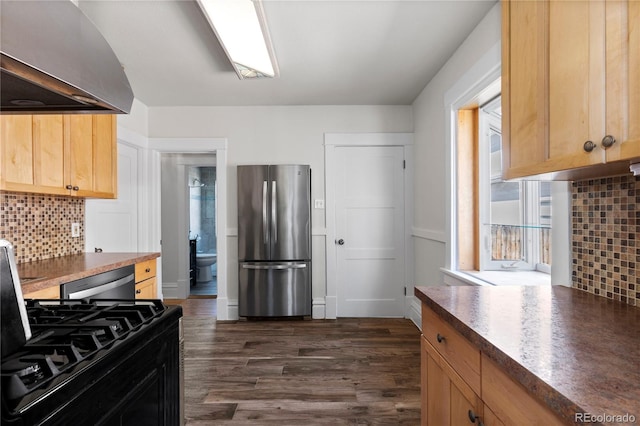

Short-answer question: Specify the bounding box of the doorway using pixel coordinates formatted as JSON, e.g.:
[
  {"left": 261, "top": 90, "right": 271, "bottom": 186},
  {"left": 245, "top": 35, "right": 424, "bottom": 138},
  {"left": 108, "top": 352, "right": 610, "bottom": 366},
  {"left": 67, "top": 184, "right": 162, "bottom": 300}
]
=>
[
  {"left": 188, "top": 166, "right": 217, "bottom": 297},
  {"left": 325, "top": 133, "right": 413, "bottom": 319},
  {"left": 150, "top": 137, "right": 230, "bottom": 319}
]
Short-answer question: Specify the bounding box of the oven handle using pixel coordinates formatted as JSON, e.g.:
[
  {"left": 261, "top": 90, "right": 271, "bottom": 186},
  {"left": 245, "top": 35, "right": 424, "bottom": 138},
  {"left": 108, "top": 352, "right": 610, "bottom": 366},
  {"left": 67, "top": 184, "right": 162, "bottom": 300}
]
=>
[{"left": 67, "top": 273, "right": 135, "bottom": 299}]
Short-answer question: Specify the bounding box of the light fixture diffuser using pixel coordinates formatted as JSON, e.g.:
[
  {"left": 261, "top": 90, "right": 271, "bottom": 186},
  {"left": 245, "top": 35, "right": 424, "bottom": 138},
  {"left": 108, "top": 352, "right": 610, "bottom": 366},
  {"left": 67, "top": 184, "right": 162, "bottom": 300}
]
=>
[{"left": 197, "top": 0, "right": 279, "bottom": 79}]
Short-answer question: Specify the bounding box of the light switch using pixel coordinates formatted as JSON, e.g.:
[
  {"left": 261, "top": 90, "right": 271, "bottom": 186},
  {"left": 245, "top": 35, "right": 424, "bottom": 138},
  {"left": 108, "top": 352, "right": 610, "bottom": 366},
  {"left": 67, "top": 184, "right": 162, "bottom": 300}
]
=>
[{"left": 314, "top": 199, "right": 325, "bottom": 209}]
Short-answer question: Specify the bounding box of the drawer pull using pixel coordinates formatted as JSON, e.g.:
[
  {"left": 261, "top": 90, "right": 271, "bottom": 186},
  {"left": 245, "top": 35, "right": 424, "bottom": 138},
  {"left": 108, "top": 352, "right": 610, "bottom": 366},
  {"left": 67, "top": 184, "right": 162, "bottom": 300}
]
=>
[
  {"left": 436, "top": 333, "right": 445, "bottom": 343},
  {"left": 145, "top": 267, "right": 151, "bottom": 273},
  {"left": 135, "top": 289, "right": 141, "bottom": 294},
  {"left": 468, "top": 409, "right": 483, "bottom": 425}
]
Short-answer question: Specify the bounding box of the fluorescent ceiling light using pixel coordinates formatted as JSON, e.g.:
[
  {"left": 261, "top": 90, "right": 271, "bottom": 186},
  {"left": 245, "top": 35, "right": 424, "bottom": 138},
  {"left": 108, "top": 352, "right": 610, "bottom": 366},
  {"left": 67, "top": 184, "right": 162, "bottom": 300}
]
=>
[{"left": 197, "top": 0, "right": 279, "bottom": 79}]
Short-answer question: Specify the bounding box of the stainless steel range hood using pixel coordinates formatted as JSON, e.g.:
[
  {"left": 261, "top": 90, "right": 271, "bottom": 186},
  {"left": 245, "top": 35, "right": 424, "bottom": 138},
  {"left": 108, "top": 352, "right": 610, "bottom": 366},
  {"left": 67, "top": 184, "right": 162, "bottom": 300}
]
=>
[{"left": 1, "top": 1, "right": 134, "bottom": 114}]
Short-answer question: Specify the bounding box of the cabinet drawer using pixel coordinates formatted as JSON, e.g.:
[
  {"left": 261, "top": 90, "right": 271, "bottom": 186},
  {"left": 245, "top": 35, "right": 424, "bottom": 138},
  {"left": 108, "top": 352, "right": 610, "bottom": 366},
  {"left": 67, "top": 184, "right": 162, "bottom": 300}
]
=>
[
  {"left": 23, "top": 285, "right": 60, "bottom": 299},
  {"left": 135, "top": 277, "right": 156, "bottom": 299},
  {"left": 135, "top": 259, "right": 156, "bottom": 283},
  {"left": 482, "top": 354, "right": 564, "bottom": 426},
  {"left": 422, "top": 305, "right": 480, "bottom": 395}
]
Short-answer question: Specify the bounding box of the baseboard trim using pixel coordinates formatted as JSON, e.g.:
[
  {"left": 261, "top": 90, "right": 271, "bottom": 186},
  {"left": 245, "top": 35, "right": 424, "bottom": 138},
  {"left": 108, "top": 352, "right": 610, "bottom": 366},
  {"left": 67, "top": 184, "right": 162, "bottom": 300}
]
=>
[
  {"left": 312, "top": 297, "right": 326, "bottom": 319},
  {"left": 407, "top": 296, "right": 421, "bottom": 330}
]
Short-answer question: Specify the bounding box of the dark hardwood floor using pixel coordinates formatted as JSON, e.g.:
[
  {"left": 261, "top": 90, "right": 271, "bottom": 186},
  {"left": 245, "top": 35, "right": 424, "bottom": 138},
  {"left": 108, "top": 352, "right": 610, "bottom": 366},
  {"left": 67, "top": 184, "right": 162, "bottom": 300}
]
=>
[{"left": 167, "top": 299, "right": 422, "bottom": 425}]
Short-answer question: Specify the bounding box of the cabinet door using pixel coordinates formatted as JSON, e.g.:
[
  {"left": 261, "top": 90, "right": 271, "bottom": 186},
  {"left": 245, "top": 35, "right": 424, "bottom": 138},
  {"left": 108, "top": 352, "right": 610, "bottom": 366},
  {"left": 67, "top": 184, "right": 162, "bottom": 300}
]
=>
[
  {"left": 1, "top": 115, "right": 35, "bottom": 190},
  {"left": 0, "top": 115, "right": 69, "bottom": 195},
  {"left": 503, "top": 0, "right": 606, "bottom": 179},
  {"left": 68, "top": 115, "right": 94, "bottom": 195},
  {"left": 70, "top": 115, "right": 117, "bottom": 198},
  {"left": 91, "top": 115, "right": 117, "bottom": 198},
  {"left": 421, "top": 336, "right": 482, "bottom": 426},
  {"left": 604, "top": 0, "right": 640, "bottom": 162},
  {"left": 32, "top": 115, "right": 68, "bottom": 195}
]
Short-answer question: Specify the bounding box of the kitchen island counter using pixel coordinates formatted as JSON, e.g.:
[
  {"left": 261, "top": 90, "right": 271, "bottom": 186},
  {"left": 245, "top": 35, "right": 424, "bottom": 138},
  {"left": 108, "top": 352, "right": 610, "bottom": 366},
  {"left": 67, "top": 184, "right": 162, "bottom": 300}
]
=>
[
  {"left": 415, "top": 285, "right": 640, "bottom": 425},
  {"left": 17, "top": 252, "right": 160, "bottom": 294}
]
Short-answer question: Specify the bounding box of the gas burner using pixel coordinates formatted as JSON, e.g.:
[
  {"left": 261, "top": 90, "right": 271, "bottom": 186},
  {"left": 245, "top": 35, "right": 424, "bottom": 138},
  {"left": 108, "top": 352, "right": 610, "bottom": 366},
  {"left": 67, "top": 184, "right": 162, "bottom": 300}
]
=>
[{"left": 1, "top": 359, "right": 43, "bottom": 381}]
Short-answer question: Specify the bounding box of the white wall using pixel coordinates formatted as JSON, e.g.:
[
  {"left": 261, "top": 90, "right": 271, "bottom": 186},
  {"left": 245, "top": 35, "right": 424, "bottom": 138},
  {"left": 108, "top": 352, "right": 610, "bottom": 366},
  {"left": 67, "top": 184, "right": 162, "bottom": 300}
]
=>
[
  {"left": 148, "top": 105, "right": 412, "bottom": 307},
  {"left": 411, "top": 3, "right": 501, "bottom": 288},
  {"left": 117, "top": 98, "right": 149, "bottom": 137}
]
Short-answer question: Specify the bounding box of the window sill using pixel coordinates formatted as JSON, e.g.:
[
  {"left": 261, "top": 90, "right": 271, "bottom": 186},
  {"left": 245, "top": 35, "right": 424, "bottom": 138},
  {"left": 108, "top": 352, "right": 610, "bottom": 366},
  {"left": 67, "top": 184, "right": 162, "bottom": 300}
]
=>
[{"left": 442, "top": 268, "right": 551, "bottom": 287}]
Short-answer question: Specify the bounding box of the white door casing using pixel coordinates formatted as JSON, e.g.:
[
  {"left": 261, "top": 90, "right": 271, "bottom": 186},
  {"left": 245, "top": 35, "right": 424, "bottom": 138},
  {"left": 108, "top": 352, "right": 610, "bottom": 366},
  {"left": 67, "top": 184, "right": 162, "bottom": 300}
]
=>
[{"left": 325, "top": 133, "right": 413, "bottom": 319}]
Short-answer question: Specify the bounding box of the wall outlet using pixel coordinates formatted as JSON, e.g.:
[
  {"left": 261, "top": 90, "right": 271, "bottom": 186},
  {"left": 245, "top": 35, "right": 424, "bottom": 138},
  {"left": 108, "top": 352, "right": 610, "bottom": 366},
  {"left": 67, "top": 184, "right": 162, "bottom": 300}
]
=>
[
  {"left": 71, "top": 223, "right": 80, "bottom": 238},
  {"left": 314, "top": 199, "right": 325, "bottom": 209}
]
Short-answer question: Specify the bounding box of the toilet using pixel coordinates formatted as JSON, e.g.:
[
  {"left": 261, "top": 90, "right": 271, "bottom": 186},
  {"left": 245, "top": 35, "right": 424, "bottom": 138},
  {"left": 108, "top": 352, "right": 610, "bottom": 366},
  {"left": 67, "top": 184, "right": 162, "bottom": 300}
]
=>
[{"left": 195, "top": 253, "right": 217, "bottom": 282}]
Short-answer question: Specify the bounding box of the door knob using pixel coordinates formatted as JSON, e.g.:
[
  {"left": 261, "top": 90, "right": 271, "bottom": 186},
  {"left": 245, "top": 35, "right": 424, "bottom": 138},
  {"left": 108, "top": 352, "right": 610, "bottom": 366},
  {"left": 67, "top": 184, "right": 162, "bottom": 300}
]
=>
[{"left": 336, "top": 239, "right": 345, "bottom": 245}]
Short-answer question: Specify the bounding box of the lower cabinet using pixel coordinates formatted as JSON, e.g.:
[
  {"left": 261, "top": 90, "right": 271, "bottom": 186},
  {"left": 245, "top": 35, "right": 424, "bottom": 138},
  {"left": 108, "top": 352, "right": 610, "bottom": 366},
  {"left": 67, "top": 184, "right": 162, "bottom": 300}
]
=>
[
  {"left": 421, "top": 336, "right": 482, "bottom": 426},
  {"left": 420, "top": 304, "right": 564, "bottom": 426},
  {"left": 23, "top": 286, "right": 60, "bottom": 299},
  {"left": 135, "top": 277, "right": 157, "bottom": 299},
  {"left": 135, "top": 259, "right": 158, "bottom": 299}
]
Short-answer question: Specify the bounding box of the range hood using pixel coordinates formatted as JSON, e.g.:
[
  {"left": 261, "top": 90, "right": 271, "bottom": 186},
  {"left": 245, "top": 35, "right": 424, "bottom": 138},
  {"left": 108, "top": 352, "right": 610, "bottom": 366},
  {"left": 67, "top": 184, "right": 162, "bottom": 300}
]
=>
[{"left": 0, "top": 1, "right": 133, "bottom": 114}]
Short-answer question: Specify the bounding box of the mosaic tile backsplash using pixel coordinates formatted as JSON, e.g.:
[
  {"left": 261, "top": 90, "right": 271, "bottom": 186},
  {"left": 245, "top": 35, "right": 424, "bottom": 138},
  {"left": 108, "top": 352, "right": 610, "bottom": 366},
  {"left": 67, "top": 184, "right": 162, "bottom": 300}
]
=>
[
  {"left": 0, "top": 192, "right": 85, "bottom": 264},
  {"left": 572, "top": 175, "right": 639, "bottom": 307}
]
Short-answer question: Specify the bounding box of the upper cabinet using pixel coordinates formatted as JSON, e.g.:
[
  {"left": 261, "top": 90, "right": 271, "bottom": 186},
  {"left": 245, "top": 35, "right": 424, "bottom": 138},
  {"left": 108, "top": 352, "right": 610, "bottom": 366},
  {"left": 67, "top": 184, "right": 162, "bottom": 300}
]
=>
[
  {"left": 0, "top": 114, "right": 117, "bottom": 198},
  {"left": 502, "top": 0, "right": 640, "bottom": 180}
]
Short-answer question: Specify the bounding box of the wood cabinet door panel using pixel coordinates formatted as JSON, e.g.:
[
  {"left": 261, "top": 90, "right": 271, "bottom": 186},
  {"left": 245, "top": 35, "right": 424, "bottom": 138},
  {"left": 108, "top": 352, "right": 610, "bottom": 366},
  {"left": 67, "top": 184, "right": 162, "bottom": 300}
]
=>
[
  {"left": 1, "top": 115, "right": 35, "bottom": 188},
  {"left": 503, "top": 0, "right": 548, "bottom": 174},
  {"left": 605, "top": 0, "right": 640, "bottom": 162},
  {"left": 91, "top": 115, "right": 117, "bottom": 198},
  {"left": 548, "top": 0, "right": 605, "bottom": 165},
  {"left": 69, "top": 115, "right": 94, "bottom": 195},
  {"left": 33, "top": 115, "right": 68, "bottom": 194}
]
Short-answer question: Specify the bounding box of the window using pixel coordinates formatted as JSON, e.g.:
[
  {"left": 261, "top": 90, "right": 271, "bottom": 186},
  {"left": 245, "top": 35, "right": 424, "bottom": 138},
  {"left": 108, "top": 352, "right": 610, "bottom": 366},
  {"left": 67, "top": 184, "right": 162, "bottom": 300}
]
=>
[{"left": 478, "top": 97, "right": 551, "bottom": 273}]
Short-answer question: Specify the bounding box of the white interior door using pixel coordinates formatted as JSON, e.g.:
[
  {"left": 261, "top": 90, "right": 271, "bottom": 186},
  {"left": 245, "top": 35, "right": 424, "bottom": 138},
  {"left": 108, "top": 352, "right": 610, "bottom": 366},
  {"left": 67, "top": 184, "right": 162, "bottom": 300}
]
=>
[
  {"left": 335, "top": 145, "right": 405, "bottom": 317},
  {"left": 85, "top": 143, "right": 138, "bottom": 252}
]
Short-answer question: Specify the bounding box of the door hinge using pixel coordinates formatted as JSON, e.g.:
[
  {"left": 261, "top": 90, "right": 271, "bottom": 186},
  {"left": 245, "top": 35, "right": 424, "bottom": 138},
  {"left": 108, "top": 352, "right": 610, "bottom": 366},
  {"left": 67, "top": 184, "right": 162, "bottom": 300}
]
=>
[
  {"left": 404, "top": 287, "right": 406, "bottom": 296},
  {"left": 403, "top": 160, "right": 406, "bottom": 169}
]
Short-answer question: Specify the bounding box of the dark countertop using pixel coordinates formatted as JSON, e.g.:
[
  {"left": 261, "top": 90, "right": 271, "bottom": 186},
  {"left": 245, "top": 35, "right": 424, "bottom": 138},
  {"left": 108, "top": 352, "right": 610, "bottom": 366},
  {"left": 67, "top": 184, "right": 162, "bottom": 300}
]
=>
[
  {"left": 17, "top": 252, "right": 160, "bottom": 294},
  {"left": 415, "top": 285, "right": 640, "bottom": 425}
]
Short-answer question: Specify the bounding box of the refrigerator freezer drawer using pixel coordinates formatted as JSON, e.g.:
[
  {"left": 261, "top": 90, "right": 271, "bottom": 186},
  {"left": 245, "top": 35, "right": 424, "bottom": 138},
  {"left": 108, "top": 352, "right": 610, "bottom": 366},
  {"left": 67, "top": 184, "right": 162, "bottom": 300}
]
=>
[{"left": 239, "top": 262, "right": 311, "bottom": 317}]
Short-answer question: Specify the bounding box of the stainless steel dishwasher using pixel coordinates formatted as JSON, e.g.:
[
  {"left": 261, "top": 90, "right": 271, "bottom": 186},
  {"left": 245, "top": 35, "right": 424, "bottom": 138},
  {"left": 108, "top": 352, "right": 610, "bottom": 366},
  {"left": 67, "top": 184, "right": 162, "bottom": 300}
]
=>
[{"left": 61, "top": 265, "right": 135, "bottom": 300}]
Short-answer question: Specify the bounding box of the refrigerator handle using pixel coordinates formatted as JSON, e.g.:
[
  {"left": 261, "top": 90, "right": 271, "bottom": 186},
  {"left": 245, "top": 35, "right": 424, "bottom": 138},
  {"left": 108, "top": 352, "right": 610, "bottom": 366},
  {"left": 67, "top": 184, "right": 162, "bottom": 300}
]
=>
[
  {"left": 242, "top": 264, "right": 307, "bottom": 270},
  {"left": 271, "top": 180, "right": 277, "bottom": 244},
  {"left": 262, "top": 181, "right": 268, "bottom": 244}
]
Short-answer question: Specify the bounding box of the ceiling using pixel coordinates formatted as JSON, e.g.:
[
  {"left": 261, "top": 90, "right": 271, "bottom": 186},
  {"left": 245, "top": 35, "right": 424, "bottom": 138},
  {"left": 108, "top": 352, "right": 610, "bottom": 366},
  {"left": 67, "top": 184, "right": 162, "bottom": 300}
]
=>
[{"left": 78, "top": 0, "right": 497, "bottom": 107}]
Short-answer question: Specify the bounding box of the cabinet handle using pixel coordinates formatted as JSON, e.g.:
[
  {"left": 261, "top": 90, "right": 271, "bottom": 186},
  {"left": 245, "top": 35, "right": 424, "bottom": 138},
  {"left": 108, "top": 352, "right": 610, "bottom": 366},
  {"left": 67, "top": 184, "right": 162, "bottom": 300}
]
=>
[
  {"left": 436, "top": 333, "right": 445, "bottom": 343},
  {"left": 135, "top": 289, "right": 141, "bottom": 294},
  {"left": 601, "top": 135, "right": 616, "bottom": 149},
  {"left": 145, "top": 268, "right": 151, "bottom": 273},
  {"left": 583, "top": 141, "right": 596, "bottom": 152},
  {"left": 468, "top": 409, "right": 483, "bottom": 425},
  {"left": 66, "top": 185, "right": 73, "bottom": 190},
  {"left": 72, "top": 186, "right": 79, "bottom": 191}
]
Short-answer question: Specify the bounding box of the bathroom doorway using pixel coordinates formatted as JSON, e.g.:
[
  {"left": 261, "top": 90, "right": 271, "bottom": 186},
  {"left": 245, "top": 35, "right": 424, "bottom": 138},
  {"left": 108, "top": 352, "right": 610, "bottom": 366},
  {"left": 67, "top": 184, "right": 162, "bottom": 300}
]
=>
[{"left": 188, "top": 166, "right": 217, "bottom": 297}]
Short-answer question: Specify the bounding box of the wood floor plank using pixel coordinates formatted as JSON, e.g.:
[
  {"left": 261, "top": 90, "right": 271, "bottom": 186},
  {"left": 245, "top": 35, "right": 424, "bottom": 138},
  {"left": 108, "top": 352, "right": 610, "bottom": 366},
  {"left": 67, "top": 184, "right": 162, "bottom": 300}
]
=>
[{"left": 180, "top": 299, "right": 421, "bottom": 425}]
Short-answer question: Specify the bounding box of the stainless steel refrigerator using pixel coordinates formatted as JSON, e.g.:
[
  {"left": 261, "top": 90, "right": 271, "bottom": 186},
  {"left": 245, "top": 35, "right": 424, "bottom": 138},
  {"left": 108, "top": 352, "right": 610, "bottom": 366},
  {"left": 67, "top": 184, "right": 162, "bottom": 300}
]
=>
[{"left": 237, "top": 165, "right": 311, "bottom": 317}]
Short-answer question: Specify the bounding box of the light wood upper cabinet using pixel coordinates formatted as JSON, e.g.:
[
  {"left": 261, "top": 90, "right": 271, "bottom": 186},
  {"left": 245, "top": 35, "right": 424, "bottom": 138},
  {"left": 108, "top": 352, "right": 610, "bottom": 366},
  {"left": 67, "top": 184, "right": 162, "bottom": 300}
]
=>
[
  {"left": 502, "top": 0, "right": 640, "bottom": 180},
  {"left": 0, "top": 114, "right": 117, "bottom": 198}
]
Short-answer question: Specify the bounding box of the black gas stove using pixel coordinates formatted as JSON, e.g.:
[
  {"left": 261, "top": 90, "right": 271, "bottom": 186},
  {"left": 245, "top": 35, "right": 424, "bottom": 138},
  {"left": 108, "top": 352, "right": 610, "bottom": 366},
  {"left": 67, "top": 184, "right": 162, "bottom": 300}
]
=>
[{"left": 1, "top": 299, "right": 183, "bottom": 426}]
